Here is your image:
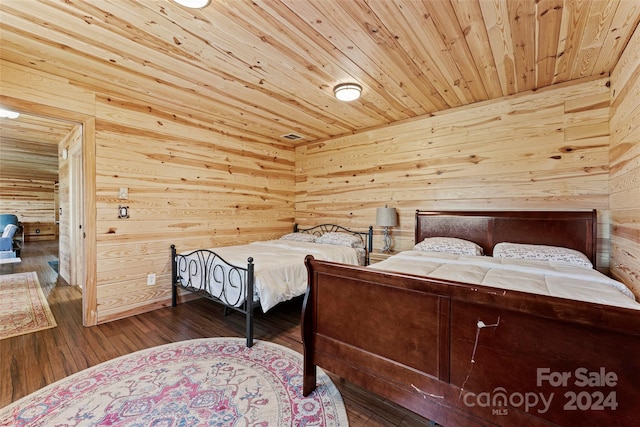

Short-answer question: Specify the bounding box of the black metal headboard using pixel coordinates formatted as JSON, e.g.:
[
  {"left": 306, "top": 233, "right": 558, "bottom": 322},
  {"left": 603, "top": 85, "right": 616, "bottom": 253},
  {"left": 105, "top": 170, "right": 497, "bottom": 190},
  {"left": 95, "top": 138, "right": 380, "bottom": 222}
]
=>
[{"left": 294, "top": 223, "right": 374, "bottom": 265}]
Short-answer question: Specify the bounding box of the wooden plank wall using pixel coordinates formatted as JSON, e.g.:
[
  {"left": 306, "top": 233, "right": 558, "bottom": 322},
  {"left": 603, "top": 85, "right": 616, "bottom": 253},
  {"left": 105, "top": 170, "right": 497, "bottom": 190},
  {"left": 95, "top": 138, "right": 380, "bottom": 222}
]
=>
[
  {"left": 0, "top": 129, "right": 58, "bottom": 240},
  {"left": 296, "top": 76, "right": 612, "bottom": 269},
  {"left": 93, "top": 97, "right": 295, "bottom": 321},
  {"left": 610, "top": 24, "right": 640, "bottom": 298}
]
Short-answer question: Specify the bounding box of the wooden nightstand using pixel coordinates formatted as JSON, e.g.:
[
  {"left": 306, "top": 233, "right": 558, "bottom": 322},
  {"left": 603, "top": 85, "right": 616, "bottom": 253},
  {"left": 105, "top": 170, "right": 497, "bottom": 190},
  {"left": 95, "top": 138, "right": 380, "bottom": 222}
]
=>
[{"left": 369, "top": 251, "right": 397, "bottom": 264}]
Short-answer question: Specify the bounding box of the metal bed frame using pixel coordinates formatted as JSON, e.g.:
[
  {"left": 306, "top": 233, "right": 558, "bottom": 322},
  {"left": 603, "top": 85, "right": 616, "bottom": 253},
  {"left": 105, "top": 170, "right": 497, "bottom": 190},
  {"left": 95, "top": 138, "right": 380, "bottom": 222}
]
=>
[{"left": 171, "top": 223, "right": 373, "bottom": 347}]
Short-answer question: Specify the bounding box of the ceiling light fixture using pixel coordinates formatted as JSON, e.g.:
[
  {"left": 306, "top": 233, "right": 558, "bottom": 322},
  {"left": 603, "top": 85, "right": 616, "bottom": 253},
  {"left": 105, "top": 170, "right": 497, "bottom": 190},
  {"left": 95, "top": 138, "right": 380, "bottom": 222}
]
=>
[
  {"left": 0, "top": 108, "right": 20, "bottom": 119},
  {"left": 172, "top": 0, "right": 211, "bottom": 9},
  {"left": 334, "top": 83, "right": 362, "bottom": 102}
]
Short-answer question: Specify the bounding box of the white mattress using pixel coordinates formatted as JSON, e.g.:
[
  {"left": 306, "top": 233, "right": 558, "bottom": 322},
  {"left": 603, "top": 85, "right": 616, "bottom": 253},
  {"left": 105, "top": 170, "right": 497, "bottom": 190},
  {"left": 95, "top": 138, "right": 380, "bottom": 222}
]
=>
[
  {"left": 369, "top": 251, "right": 640, "bottom": 310},
  {"left": 178, "top": 240, "right": 360, "bottom": 312}
]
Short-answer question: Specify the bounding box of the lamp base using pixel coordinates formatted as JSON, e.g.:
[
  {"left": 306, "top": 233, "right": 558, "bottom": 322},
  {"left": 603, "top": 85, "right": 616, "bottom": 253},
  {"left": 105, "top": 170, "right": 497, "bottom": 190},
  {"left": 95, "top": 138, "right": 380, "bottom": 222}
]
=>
[{"left": 380, "top": 227, "right": 392, "bottom": 253}]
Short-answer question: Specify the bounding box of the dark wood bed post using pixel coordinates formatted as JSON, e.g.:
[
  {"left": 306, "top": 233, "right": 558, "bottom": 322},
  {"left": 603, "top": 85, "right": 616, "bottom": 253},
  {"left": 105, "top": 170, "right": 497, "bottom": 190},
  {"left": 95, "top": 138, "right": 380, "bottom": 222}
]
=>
[
  {"left": 171, "top": 244, "right": 177, "bottom": 307},
  {"left": 367, "top": 225, "right": 373, "bottom": 265},
  {"left": 246, "top": 257, "right": 255, "bottom": 348},
  {"left": 302, "top": 255, "right": 317, "bottom": 396}
]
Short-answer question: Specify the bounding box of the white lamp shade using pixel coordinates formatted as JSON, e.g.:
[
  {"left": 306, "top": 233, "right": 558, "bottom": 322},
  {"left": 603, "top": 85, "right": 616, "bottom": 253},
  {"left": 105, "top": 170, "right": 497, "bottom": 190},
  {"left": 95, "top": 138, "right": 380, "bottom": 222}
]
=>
[
  {"left": 172, "top": 0, "right": 211, "bottom": 8},
  {"left": 376, "top": 207, "right": 398, "bottom": 227},
  {"left": 0, "top": 108, "right": 20, "bottom": 119},
  {"left": 334, "top": 83, "right": 362, "bottom": 101}
]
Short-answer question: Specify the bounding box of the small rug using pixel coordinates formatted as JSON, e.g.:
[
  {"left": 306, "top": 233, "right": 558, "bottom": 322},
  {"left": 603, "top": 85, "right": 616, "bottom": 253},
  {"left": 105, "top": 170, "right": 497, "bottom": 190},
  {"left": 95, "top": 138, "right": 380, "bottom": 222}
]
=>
[
  {"left": 0, "top": 271, "right": 57, "bottom": 340},
  {"left": 0, "top": 337, "right": 349, "bottom": 426},
  {"left": 47, "top": 259, "right": 58, "bottom": 273}
]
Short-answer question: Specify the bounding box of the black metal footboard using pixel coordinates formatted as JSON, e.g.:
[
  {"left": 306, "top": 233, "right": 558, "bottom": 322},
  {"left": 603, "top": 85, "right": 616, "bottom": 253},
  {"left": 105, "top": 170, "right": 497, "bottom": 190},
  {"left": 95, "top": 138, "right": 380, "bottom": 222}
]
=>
[{"left": 171, "top": 244, "right": 255, "bottom": 347}]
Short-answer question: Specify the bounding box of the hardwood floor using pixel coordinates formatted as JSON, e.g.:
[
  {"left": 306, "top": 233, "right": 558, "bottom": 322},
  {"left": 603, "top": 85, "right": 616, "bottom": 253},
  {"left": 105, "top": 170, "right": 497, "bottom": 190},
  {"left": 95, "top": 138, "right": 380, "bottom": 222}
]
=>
[{"left": 0, "top": 240, "right": 437, "bottom": 426}]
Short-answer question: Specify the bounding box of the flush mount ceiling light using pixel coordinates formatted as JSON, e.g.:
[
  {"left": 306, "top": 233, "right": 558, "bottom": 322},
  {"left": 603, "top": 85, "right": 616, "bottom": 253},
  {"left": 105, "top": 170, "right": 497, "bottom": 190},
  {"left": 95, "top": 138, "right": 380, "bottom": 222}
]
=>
[
  {"left": 172, "top": 0, "right": 211, "bottom": 9},
  {"left": 334, "top": 83, "right": 362, "bottom": 102},
  {"left": 0, "top": 108, "right": 20, "bottom": 119}
]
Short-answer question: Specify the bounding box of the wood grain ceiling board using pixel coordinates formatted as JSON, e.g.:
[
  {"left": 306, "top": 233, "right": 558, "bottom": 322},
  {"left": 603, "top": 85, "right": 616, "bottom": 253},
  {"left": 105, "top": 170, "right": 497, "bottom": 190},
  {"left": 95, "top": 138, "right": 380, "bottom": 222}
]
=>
[
  {"left": 0, "top": 0, "right": 638, "bottom": 145},
  {"left": 0, "top": 114, "right": 75, "bottom": 181}
]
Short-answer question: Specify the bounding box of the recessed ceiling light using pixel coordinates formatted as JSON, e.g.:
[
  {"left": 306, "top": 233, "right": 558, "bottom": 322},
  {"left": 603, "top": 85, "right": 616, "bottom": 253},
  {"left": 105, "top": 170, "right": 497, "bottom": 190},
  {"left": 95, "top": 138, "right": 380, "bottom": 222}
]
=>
[
  {"left": 172, "top": 0, "right": 211, "bottom": 9},
  {"left": 334, "top": 83, "right": 362, "bottom": 102},
  {"left": 0, "top": 108, "right": 20, "bottom": 119}
]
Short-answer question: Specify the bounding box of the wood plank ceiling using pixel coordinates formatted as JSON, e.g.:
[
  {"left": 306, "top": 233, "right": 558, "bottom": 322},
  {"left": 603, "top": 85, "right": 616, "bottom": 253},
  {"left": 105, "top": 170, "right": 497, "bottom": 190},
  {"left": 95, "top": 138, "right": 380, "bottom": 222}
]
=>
[
  {"left": 0, "top": 114, "right": 75, "bottom": 181},
  {"left": 0, "top": 0, "right": 639, "bottom": 146}
]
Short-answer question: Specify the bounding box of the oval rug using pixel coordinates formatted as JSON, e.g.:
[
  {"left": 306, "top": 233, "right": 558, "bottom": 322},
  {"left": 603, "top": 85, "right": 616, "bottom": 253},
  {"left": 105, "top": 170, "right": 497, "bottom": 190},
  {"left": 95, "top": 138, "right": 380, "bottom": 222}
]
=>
[{"left": 0, "top": 338, "right": 349, "bottom": 426}]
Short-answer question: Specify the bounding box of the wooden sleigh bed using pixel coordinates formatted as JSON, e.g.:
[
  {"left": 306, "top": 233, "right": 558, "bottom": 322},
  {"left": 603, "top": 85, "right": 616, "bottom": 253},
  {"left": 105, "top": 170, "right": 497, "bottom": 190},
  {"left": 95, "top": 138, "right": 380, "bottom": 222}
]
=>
[
  {"left": 171, "top": 223, "right": 373, "bottom": 347},
  {"left": 302, "top": 211, "right": 640, "bottom": 427}
]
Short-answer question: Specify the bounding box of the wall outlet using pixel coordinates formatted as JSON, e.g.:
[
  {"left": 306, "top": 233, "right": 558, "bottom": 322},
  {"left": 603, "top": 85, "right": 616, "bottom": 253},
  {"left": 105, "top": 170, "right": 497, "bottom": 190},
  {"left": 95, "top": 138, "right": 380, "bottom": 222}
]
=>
[{"left": 147, "top": 273, "right": 156, "bottom": 286}]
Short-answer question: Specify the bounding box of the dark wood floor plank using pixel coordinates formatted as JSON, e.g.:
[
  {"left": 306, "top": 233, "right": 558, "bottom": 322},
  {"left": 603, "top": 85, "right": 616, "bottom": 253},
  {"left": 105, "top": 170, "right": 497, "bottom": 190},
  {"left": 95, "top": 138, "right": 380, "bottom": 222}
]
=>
[
  {"left": 47, "top": 344, "right": 80, "bottom": 382},
  {"left": 6, "top": 353, "right": 25, "bottom": 405},
  {"left": 0, "top": 356, "right": 12, "bottom": 405},
  {"left": 23, "top": 361, "right": 54, "bottom": 399},
  {"left": 0, "top": 240, "right": 437, "bottom": 425}
]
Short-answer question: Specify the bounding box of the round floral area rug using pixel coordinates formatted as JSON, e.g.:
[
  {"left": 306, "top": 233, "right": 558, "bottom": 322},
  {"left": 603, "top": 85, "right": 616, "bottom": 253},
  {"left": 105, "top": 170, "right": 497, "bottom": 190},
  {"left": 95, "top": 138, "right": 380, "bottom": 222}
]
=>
[{"left": 0, "top": 338, "right": 349, "bottom": 427}]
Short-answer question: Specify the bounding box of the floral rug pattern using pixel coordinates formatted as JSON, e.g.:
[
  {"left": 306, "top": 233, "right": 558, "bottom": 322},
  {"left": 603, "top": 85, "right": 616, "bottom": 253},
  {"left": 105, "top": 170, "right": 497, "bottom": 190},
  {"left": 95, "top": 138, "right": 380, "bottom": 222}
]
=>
[
  {"left": 0, "top": 271, "right": 56, "bottom": 340},
  {"left": 0, "top": 337, "right": 349, "bottom": 426}
]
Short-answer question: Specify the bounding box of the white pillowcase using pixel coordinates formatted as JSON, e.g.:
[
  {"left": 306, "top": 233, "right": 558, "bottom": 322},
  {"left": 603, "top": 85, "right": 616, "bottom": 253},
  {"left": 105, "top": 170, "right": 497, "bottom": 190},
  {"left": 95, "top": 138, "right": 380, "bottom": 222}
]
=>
[
  {"left": 493, "top": 242, "right": 593, "bottom": 268},
  {"left": 316, "top": 232, "right": 364, "bottom": 248},
  {"left": 413, "top": 237, "right": 483, "bottom": 256},
  {"left": 2, "top": 224, "right": 18, "bottom": 239},
  {"left": 279, "top": 232, "right": 317, "bottom": 243}
]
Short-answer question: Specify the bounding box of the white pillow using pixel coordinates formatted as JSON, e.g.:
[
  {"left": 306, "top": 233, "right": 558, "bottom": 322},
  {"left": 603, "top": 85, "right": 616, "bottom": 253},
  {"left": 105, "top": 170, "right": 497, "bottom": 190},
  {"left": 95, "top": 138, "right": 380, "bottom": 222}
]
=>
[
  {"left": 2, "top": 224, "right": 18, "bottom": 239},
  {"left": 316, "top": 232, "right": 364, "bottom": 248},
  {"left": 279, "top": 232, "right": 317, "bottom": 243},
  {"left": 493, "top": 242, "right": 593, "bottom": 268},
  {"left": 413, "top": 237, "right": 483, "bottom": 256}
]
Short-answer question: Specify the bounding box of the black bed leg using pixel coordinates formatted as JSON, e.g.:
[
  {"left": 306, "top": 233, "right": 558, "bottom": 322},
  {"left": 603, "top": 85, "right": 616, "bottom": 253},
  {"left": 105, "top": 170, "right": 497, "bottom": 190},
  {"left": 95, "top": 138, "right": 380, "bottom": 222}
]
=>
[
  {"left": 246, "top": 258, "right": 255, "bottom": 347},
  {"left": 246, "top": 310, "right": 254, "bottom": 348},
  {"left": 171, "top": 245, "right": 177, "bottom": 307}
]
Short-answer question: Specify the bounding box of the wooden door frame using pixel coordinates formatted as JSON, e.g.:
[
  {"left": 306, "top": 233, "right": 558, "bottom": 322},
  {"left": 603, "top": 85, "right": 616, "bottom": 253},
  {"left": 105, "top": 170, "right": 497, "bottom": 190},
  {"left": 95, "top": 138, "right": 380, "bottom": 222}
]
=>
[
  {"left": 69, "top": 137, "right": 83, "bottom": 289},
  {"left": 0, "top": 95, "right": 98, "bottom": 326}
]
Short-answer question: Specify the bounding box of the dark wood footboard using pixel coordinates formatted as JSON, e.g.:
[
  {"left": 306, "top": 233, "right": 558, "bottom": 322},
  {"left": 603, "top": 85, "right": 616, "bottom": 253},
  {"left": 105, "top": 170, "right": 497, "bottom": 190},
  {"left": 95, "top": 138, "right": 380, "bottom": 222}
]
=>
[
  {"left": 171, "top": 244, "right": 255, "bottom": 347},
  {"left": 302, "top": 257, "right": 640, "bottom": 427}
]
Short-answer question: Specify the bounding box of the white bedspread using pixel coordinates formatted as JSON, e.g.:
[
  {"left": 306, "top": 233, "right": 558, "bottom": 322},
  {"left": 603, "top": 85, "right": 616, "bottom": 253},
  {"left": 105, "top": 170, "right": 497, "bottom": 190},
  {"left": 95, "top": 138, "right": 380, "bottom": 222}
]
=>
[
  {"left": 179, "top": 240, "right": 360, "bottom": 312},
  {"left": 369, "top": 251, "right": 640, "bottom": 310}
]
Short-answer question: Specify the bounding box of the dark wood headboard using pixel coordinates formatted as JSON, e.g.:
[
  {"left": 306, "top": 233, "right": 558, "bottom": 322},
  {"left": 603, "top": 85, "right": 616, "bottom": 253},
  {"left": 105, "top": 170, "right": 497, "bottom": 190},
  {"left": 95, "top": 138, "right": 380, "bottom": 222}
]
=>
[{"left": 415, "top": 210, "right": 597, "bottom": 266}]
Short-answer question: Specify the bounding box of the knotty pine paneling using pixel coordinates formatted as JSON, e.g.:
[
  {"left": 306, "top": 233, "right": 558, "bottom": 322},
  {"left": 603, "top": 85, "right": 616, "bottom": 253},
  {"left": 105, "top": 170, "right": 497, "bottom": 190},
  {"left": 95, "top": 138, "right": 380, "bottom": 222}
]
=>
[
  {"left": 610, "top": 23, "right": 640, "bottom": 298},
  {"left": 0, "top": 118, "right": 59, "bottom": 241},
  {"left": 1, "top": 1, "right": 638, "bottom": 144},
  {"left": 296, "top": 76, "right": 612, "bottom": 269},
  {"left": 0, "top": 60, "right": 95, "bottom": 117},
  {"left": 93, "top": 95, "right": 295, "bottom": 322},
  {"left": 0, "top": 179, "right": 56, "bottom": 222}
]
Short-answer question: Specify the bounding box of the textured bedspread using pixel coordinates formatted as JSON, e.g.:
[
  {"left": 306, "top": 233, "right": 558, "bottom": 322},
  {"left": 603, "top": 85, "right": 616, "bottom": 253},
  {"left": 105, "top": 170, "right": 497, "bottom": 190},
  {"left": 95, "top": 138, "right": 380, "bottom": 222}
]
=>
[
  {"left": 179, "top": 240, "right": 360, "bottom": 312},
  {"left": 369, "top": 251, "right": 639, "bottom": 310}
]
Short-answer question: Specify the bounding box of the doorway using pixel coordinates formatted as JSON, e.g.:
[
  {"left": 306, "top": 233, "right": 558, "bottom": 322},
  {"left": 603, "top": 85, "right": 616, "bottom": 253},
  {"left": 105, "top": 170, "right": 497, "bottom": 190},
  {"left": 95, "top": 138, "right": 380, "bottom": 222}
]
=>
[{"left": 0, "top": 96, "right": 97, "bottom": 326}]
